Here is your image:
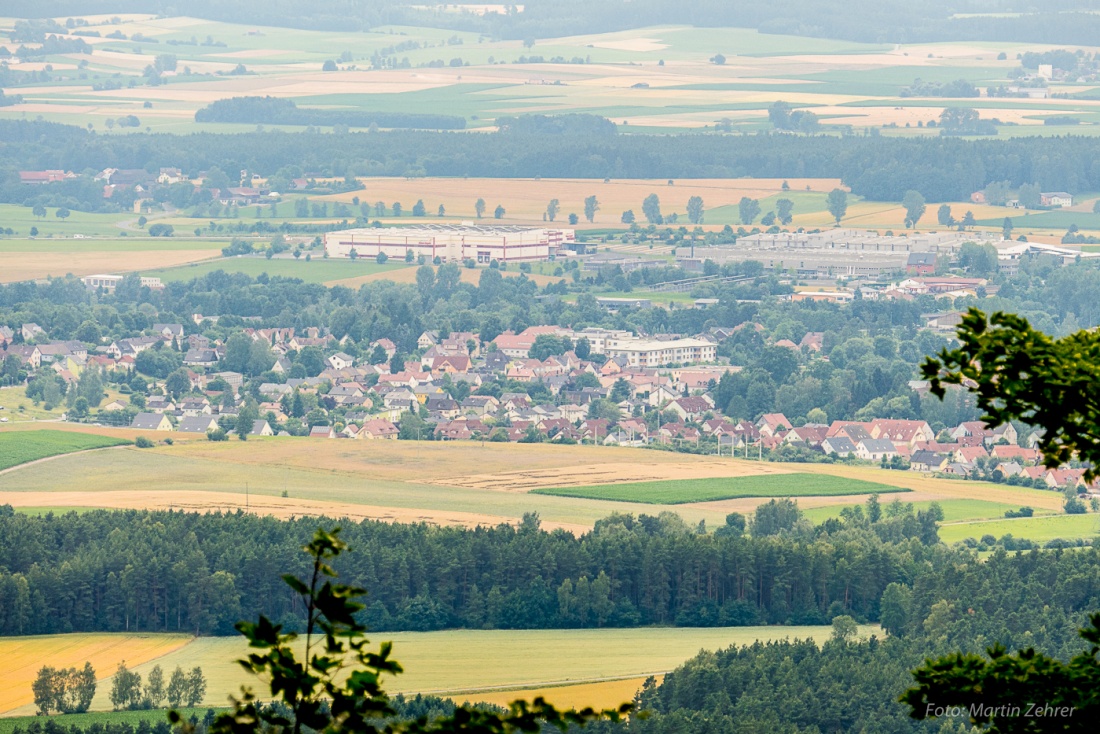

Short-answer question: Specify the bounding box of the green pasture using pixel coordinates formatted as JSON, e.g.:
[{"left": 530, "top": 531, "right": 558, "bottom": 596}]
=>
[
  {"left": 144, "top": 257, "right": 410, "bottom": 284},
  {"left": 938, "top": 513, "right": 1100, "bottom": 544},
  {"left": 533, "top": 473, "right": 906, "bottom": 504},
  {"left": 0, "top": 430, "right": 131, "bottom": 472},
  {"left": 0, "top": 204, "right": 132, "bottom": 237}
]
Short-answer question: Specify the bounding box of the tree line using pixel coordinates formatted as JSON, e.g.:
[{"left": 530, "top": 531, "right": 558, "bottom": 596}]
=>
[
  {"left": 8, "top": 118, "right": 1100, "bottom": 202},
  {"left": 0, "top": 500, "right": 945, "bottom": 636},
  {"left": 193, "top": 96, "right": 466, "bottom": 131}
]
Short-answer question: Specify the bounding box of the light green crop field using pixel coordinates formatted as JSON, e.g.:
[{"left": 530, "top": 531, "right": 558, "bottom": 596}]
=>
[
  {"left": 938, "top": 514, "right": 1100, "bottom": 544},
  {"left": 145, "top": 256, "right": 411, "bottom": 284},
  {"left": 0, "top": 625, "right": 864, "bottom": 715},
  {"left": 0, "top": 430, "right": 131, "bottom": 471},
  {"left": 532, "top": 473, "right": 906, "bottom": 504},
  {"left": 801, "top": 498, "right": 1046, "bottom": 524}
]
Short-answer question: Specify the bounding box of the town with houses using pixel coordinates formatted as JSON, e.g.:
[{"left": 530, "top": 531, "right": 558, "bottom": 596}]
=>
[{"left": 0, "top": 291, "right": 1086, "bottom": 493}]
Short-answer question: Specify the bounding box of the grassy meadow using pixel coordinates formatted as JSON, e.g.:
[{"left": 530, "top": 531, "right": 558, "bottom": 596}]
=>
[
  {"left": 0, "top": 430, "right": 131, "bottom": 471},
  {"left": 0, "top": 625, "right": 874, "bottom": 716},
  {"left": 533, "top": 473, "right": 905, "bottom": 504}
]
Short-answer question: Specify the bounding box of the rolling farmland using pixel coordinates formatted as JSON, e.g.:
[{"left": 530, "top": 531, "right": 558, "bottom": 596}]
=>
[{"left": 0, "top": 428, "right": 1091, "bottom": 544}]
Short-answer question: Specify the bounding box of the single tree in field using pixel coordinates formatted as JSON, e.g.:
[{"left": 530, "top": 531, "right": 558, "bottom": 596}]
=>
[
  {"left": 621, "top": 210, "right": 635, "bottom": 224},
  {"left": 642, "top": 193, "right": 662, "bottom": 224},
  {"left": 412, "top": 199, "right": 426, "bottom": 217},
  {"left": 391, "top": 202, "right": 402, "bottom": 217},
  {"left": 144, "top": 664, "right": 166, "bottom": 708},
  {"left": 546, "top": 198, "right": 560, "bottom": 222},
  {"left": 437, "top": 204, "right": 445, "bottom": 217},
  {"left": 776, "top": 198, "right": 794, "bottom": 225},
  {"left": 166, "top": 666, "right": 188, "bottom": 708},
  {"left": 172, "top": 528, "right": 629, "bottom": 734},
  {"left": 494, "top": 204, "right": 505, "bottom": 219},
  {"left": 137, "top": 215, "right": 148, "bottom": 228},
  {"left": 475, "top": 198, "right": 486, "bottom": 218},
  {"left": 56, "top": 208, "right": 70, "bottom": 220},
  {"left": 32, "top": 666, "right": 59, "bottom": 715},
  {"left": 110, "top": 662, "right": 142, "bottom": 711},
  {"left": 960, "top": 210, "right": 976, "bottom": 230},
  {"left": 584, "top": 195, "right": 599, "bottom": 222},
  {"left": 902, "top": 190, "right": 926, "bottom": 228},
  {"left": 826, "top": 188, "right": 848, "bottom": 226},
  {"left": 738, "top": 197, "right": 761, "bottom": 225},
  {"left": 687, "top": 195, "right": 704, "bottom": 224},
  {"left": 936, "top": 203, "right": 954, "bottom": 227},
  {"left": 185, "top": 667, "right": 206, "bottom": 707},
  {"left": 1002, "top": 216, "right": 1014, "bottom": 238},
  {"left": 32, "top": 204, "right": 46, "bottom": 219}
]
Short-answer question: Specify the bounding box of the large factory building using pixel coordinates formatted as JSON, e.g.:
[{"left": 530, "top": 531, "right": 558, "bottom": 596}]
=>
[{"left": 324, "top": 225, "right": 574, "bottom": 263}]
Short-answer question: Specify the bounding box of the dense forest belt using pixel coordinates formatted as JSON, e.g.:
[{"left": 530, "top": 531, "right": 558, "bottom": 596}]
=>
[
  {"left": 5, "top": 120, "right": 1100, "bottom": 202},
  {"left": 1, "top": 506, "right": 1098, "bottom": 641}
]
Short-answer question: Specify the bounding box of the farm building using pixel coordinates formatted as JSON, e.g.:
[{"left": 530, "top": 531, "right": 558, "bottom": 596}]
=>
[{"left": 324, "top": 225, "right": 574, "bottom": 263}]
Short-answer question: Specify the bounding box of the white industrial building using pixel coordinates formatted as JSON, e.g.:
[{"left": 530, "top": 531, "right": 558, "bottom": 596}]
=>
[
  {"left": 81, "top": 274, "right": 164, "bottom": 291},
  {"left": 324, "top": 224, "right": 574, "bottom": 263}
]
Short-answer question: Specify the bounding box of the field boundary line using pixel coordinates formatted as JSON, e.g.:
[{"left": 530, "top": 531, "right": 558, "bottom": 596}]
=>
[
  {"left": 403, "top": 672, "right": 669, "bottom": 697},
  {"left": 0, "top": 444, "right": 131, "bottom": 477}
]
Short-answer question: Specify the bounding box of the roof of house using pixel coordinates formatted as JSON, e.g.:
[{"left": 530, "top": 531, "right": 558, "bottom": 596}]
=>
[
  {"left": 177, "top": 416, "right": 218, "bottom": 433},
  {"left": 859, "top": 438, "right": 898, "bottom": 453},
  {"left": 131, "top": 412, "right": 167, "bottom": 430}
]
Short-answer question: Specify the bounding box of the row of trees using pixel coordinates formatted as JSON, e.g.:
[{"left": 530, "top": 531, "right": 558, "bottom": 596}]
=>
[{"left": 109, "top": 664, "right": 206, "bottom": 711}]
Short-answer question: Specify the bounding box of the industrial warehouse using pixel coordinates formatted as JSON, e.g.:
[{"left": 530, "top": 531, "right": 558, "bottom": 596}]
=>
[
  {"left": 678, "top": 229, "right": 1005, "bottom": 277},
  {"left": 324, "top": 224, "right": 575, "bottom": 263}
]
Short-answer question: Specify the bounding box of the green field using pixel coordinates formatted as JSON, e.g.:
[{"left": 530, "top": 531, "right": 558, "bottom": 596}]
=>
[
  {"left": 801, "top": 498, "right": 1042, "bottom": 524},
  {"left": 0, "top": 708, "right": 211, "bottom": 734},
  {"left": 532, "top": 473, "right": 907, "bottom": 504},
  {"left": 938, "top": 513, "right": 1100, "bottom": 544},
  {"left": 0, "top": 431, "right": 131, "bottom": 471},
  {"left": 145, "top": 257, "right": 411, "bottom": 284}
]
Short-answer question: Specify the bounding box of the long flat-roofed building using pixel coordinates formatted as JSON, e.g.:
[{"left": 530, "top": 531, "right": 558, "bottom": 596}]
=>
[
  {"left": 324, "top": 225, "right": 574, "bottom": 263},
  {"left": 81, "top": 274, "right": 164, "bottom": 291},
  {"left": 604, "top": 336, "right": 717, "bottom": 367}
]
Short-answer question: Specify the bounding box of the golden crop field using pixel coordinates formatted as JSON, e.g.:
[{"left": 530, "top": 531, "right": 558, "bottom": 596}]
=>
[
  {"left": 0, "top": 625, "right": 872, "bottom": 714},
  {"left": 0, "top": 633, "right": 191, "bottom": 715},
  {"left": 319, "top": 177, "right": 844, "bottom": 223}
]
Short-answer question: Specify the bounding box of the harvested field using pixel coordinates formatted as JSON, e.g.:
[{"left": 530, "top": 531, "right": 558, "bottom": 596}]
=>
[
  {"left": 0, "top": 633, "right": 191, "bottom": 715},
  {"left": 0, "top": 250, "right": 220, "bottom": 283},
  {"left": 447, "top": 461, "right": 797, "bottom": 492},
  {"left": 318, "top": 177, "right": 845, "bottom": 222}
]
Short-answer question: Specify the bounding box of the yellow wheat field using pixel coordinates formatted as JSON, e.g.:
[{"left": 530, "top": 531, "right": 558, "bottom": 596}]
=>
[{"left": 0, "top": 633, "right": 192, "bottom": 714}]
